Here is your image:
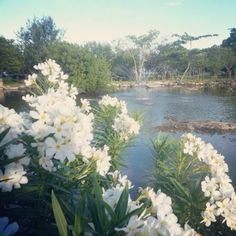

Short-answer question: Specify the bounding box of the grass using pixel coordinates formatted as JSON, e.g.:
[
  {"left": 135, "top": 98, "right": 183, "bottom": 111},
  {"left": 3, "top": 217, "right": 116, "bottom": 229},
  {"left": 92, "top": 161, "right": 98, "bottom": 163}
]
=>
[{"left": 2, "top": 77, "right": 25, "bottom": 87}]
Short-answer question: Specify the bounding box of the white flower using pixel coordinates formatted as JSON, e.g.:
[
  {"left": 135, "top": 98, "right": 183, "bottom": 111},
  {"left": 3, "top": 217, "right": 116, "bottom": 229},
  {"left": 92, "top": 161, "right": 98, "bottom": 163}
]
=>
[
  {"left": 182, "top": 223, "right": 196, "bottom": 236},
  {"left": 24, "top": 73, "right": 37, "bottom": 86},
  {"left": 215, "top": 198, "right": 231, "bottom": 216},
  {"left": 183, "top": 141, "right": 196, "bottom": 155},
  {"left": 140, "top": 216, "right": 159, "bottom": 235},
  {"left": 0, "top": 165, "right": 28, "bottom": 192},
  {"left": 182, "top": 133, "right": 236, "bottom": 229},
  {"left": 0, "top": 105, "right": 24, "bottom": 145},
  {"left": 92, "top": 145, "right": 111, "bottom": 176},
  {"left": 4, "top": 143, "right": 30, "bottom": 169},
  {"left": 112, "top": 113, "right": 140, "bottom": 140},
  {"left": 109, "top": 171, "right": 133, "bottom": 189},
  {"left": 115, "top": 215, "right": 144, "bottom": 236},
  {"left": 34, "top": 59, "right": 61, "bottom": 81},
  {"left": 0, "top": 217, "right": 19, "bottom": 236},
  {"left": 201, "top": 176, "right": 220, "bottom": 199},
  {"left": 201, "top": 203, "right": 217, "bottom": 227},
  {"left": 45, "top": 137, "right": 75, "bottom": 162},
  {"left": 99, "top": 95, "right": 119, "bottom": 107},
  {"left": 80, "top": 99, "right": 91, "bottom": 113},
  {"left": 39, "top": 156, "right": 55, "bottom": 172},
  {"left": 99, "top": 95, "right": 128, "bottom": 114},
  {"left": 59, "top": 72, "right": 69, "bottom": 80},
  {"left": 102, "top": 187, "right": 123, "bottom": 209}
]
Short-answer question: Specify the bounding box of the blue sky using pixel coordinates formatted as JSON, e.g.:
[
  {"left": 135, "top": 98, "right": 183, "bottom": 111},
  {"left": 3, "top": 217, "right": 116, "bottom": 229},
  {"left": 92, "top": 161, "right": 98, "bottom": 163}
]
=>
[{"left": 0, "top": 0, "right": 235, "bottom": 48}]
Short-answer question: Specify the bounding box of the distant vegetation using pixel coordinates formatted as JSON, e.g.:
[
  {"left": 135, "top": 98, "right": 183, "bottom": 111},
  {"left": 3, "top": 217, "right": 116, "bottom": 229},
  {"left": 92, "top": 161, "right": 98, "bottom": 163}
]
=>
[{"left": 0, "top": 16, "right": 236, "bottom": 92}]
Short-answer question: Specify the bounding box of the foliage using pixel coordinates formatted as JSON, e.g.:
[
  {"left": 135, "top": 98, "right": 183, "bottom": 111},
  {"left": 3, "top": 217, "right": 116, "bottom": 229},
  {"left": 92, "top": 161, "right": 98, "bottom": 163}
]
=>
[
  {"left": 0, "top": 60, "right": 140, "bottom": 235},
  {"left": 117, "top": 30, "right": 160, "bottom": 81},
  {"left": 0, "top": 36, "right": 23, "bottom": 73},
  {"left": 149, "top": 136, "right": 209, "bottom": 228},
  {"left": 17, "top": 16, "right": 63, "bottom": 72},
  {"left": 84, "top": 41, "right": 114, "bottom": 63},
  {"left": 46, "top": 41, "right": 112, "bottom": 93},
  {"left": 148, "top": 135, "right": 236, "bottom": 235},
  {"left": 222, "top": 28, "right": 236, "bottom": 53},
  {"left": 51, "top": 176, "right": 150, "bottom": 236}
]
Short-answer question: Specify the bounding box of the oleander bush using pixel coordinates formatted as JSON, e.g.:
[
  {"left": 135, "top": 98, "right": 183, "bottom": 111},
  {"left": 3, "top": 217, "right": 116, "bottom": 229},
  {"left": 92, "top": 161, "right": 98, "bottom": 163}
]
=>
[{"left": 0, "top": 59, "right": 235, "bottom": 236}]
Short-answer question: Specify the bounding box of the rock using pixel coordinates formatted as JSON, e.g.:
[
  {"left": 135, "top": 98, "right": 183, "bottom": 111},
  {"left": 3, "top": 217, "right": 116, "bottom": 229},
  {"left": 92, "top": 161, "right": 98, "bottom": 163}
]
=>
[{"left": 156, "top": 118, "right": 236, "bottom": 134}]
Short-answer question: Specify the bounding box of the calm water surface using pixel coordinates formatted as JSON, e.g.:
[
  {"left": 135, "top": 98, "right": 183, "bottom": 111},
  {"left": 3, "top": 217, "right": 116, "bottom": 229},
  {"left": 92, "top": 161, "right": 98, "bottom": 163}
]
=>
[{"left": 1, "top": 87, "right": 236, "bottom": 189}]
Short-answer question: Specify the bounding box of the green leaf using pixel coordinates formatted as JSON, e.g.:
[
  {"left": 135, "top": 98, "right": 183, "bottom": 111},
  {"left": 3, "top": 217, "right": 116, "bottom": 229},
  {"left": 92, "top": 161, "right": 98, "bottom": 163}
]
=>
[
  {"left": 169, "top": 177, "right": 190, "bottom": 199},
  {"left": 0, "top": 155, "right": 25, "bottom": 167},
  {"left": 51, "top": 190, "right": 68, "bottom": 236},
  {"left": 72, "top": 198, "right": 84, "bottom": 236},
  {"left": 114, "top": 200, "right": 149, "bottom": 231},
  {"left": 0, "top": 128, "right": 10, "bottom": 142},
  {"left": 114, "top": 185, "right": 129, "bottom": 220}
]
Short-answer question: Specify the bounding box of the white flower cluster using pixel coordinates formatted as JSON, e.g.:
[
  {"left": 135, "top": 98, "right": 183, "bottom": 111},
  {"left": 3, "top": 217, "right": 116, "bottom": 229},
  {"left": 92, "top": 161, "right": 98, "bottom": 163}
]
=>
[
  {"left": 113, "top": 113, "right": 140, "bottom": 141},
  {"left": 0, "top": 105, "right": 24, "bottom": 144},
  {"left": 0, "top": 106, "right": 28, "bottom": 192},
  {"left": 99, "top": 95, "right": 127, "bottom": 114},
  {"left": 24, "top": 59, "right": 115, "bottom": 178},
  {"left": 102, "top": 173, "right": 196, "bottom": 236},
  {"left": 24, "top": 59, "right": 68, "bottom": 87},
  {"left": 138, "top": 187, "right": 196, "bottom": 236},
  {"left": 182, "top": 133, "right": 236, "bottom": 230},
  {"left": 24, "top": 88, "right": 94, "bottom": 170},
  {"left": 99, "top": 95, "right": 140, "bottom": 140},
  {"left": 91, "top": 145, "right": 111, "bottom": 176}
]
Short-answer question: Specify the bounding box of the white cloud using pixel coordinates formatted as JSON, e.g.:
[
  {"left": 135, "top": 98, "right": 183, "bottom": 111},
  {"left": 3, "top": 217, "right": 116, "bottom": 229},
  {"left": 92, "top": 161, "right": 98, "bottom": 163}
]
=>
[{"left": 166, "top": 0, "right": 183, "bottom": 7}]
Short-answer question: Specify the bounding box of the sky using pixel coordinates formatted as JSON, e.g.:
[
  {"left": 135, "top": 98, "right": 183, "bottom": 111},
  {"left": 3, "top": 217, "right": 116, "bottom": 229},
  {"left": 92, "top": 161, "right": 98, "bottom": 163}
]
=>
[{"left": 0, "top": 0, "right": 235, "bottom": 49}]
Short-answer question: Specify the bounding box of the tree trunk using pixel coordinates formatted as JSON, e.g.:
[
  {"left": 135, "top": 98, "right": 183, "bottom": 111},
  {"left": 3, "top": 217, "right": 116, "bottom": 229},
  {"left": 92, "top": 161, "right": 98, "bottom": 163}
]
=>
[
  {"left": 225, "top": 65, "right": 232, "bottom": 79},
  {"left": 180, "top": 62, "right": 190, "bottom": 81}
]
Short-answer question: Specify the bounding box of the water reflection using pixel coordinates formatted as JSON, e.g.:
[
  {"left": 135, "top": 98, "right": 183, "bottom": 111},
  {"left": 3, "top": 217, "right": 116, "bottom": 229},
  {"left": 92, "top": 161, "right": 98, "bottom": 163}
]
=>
[{"left": 0, "top": 91, "right": 27, "bottom": 112}]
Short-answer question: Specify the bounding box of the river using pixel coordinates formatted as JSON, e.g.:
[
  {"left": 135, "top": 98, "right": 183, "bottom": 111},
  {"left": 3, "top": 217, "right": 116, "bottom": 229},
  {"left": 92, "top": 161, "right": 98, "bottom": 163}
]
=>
[{"left": 1, "top": 87, "right": 236, "bottom": 189}]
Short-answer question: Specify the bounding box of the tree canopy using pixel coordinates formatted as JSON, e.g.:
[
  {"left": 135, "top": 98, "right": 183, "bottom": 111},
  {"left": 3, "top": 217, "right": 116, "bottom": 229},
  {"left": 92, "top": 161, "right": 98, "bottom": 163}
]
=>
[
  {"left": 0, "top": 36, "right": 23, "bottom": 73},
  {"left": 17, "top": 16, "right": 63, "bottom": 72},
  {"left": 1, "top": 16, "right": 236, "bottom": 91},
  {"left": 222, "top": 28, "right": 236, "bottom": 52},
  {"left": 47, "top": 41, "right": 111, "bottom": 93}
]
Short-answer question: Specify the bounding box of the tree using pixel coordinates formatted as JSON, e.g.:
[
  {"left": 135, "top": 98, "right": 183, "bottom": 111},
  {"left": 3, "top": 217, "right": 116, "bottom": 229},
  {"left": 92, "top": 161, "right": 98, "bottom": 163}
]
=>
[
  {"left": 219, "top": 47, "right": 236, "bottom": 79},
  {"left": 0, "top": 36, "right": 23, "bottom": 73},
  {"left": 46, "top": 41, "right": 111, "bottom": 93},
  {"left": 222, "top": 28, "right": 236, "bottom": 53},
  {"left": 172, "top": 32, "right": 218, "bottom": 80},
  {"left": 111, "top": 48, "right": 134, "bottom": 80},
  {"left": 83, "top": 41, "right": 114, "bottom": 63},
  {"left": 205, "top": 46, "right": 223, "bottom": 76},
  {"left": 118, "top": 30, "right": 160, "bottom": 82},
  {"left": 191, "top": 50, "right": 208, "bottom": 79},
  {"left": 17, "top": 16, "right": 63, "bottom": 72},
  {"left": 146, "top": 43, "right": 188, "bottom": 79}
]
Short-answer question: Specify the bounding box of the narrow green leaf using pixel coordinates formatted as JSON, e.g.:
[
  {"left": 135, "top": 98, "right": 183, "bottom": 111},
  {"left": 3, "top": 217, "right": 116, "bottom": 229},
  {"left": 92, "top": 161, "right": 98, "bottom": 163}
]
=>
[
  {"left": 169, "top": 177, "right": 190, "bottom": 199},
  {"left": 114, "top": 185, "right": 129, "bottom": 220},
  {"left": 0, "top": 128, "right": 10, "bottom": 142},
  {"left": 0, "top": 155, "right": 25, "bottom": 167},
  {"left": 72, "top": 198, "right": 84, "bottom": 236},
  {"left": 51, "top": 190, "right": 68, "bottom": 236}
]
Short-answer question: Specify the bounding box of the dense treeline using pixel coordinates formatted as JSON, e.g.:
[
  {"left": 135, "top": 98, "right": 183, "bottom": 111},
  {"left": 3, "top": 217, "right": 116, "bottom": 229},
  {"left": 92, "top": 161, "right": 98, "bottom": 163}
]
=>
[{"left": 0, "top": 16, "right": 236, "bottom": 92}]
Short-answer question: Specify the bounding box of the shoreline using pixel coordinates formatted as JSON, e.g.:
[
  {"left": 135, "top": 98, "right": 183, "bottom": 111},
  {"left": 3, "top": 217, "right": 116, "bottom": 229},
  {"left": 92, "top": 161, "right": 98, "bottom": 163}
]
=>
[
  {"left": 1, "top": 79, "right": 236, "bottom": 93},
  {"left": 111, "top": 79, "right": 236, "bottom": 91}
]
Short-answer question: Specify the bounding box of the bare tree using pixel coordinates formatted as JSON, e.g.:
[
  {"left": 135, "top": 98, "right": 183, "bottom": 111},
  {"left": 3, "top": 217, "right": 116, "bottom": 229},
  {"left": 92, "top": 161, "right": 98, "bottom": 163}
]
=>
[{"left": 118, "top": 30, "right": 160, "bottom": 82}]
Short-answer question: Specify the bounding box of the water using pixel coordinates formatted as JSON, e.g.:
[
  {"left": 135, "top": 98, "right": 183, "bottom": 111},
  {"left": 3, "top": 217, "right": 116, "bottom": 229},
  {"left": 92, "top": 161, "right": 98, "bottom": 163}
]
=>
[
  {"left": 111, "top": 87, "right": 236, "bottom": 189},
  {"left": 1, "top": 87, "right": 236, "bottom": 189}
]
